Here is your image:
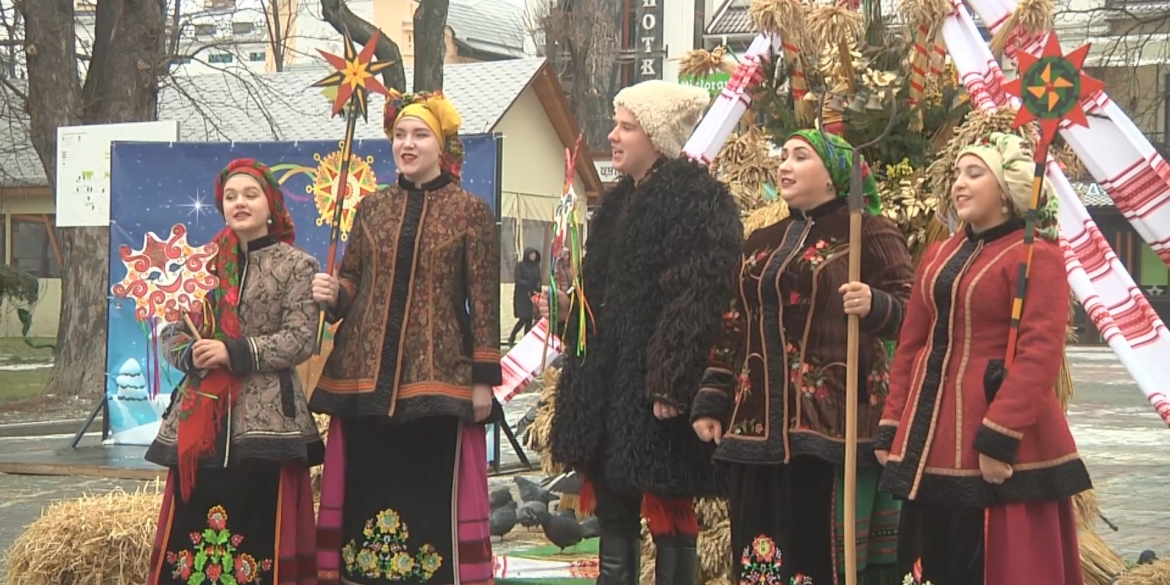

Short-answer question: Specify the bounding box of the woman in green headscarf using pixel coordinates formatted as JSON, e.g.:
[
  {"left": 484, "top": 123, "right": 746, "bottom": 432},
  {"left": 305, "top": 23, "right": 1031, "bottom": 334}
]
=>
[{"left": 692, "top": 130, "right": 915, "bottom": 584}]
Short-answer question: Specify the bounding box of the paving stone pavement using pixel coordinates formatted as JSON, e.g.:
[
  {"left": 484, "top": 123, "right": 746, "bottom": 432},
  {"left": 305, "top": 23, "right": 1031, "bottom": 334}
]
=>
[{"left": 1, "top": 350, "right": 1167, "bottom": 578}]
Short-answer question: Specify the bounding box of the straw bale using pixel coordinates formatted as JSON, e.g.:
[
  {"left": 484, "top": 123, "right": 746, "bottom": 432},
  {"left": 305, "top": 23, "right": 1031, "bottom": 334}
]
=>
[
  {"left": 1078, "top": 528, "right": 1128, "bottom": 585},
  {"left": 3, "top": 486, "right": 163, "bottom": 585},
  {"left": 1116, "top": 560, "right": 1170, "bottom": 585},
  {"left": 527, "top": 365, "right": 564, "bottom": 476}
]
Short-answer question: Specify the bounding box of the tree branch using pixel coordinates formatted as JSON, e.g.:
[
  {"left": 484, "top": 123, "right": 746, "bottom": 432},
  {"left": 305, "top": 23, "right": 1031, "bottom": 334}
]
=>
[{"left": 320, "top": 0, "right": 406, "bottom": 92}]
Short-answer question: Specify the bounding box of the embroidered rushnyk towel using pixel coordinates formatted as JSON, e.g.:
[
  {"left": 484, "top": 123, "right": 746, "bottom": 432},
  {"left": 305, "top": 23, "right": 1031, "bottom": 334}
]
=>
[
  {"left": 938, "top": 0, "right": 1170, "bottom": 425},
  {"left": 679, "top": 24, "right": 1170, "bottom": 424}
]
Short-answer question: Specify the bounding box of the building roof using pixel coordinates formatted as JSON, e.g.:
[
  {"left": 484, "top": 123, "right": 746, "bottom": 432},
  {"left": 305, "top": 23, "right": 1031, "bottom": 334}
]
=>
[
  {"left": 0, "top": 58, "right": 546, "bottom": 188},
  {"left": 705, "top": 0, "right": 752, "bottom": 37},
  {"left": 447, "top": 0, "right": 527, "bottom": 59}
]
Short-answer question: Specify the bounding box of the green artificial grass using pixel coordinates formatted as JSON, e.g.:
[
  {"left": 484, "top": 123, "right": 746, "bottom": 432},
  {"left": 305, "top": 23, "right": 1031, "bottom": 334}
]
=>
[{"left": 509, "top": 537, "right": 599, "bottom": 558}]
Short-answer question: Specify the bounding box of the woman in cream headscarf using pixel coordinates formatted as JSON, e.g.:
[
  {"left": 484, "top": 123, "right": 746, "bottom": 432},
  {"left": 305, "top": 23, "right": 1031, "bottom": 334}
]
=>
[
  {"left": 309, "top": 91, "right": 501, "bottom": 585},
  {"left": 876, "top": 132, "right": 1091, "bottom": 585}
]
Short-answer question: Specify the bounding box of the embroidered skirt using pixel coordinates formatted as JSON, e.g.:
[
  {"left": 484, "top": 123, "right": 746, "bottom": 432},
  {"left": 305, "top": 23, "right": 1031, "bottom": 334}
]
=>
[
  {"left": 315, "top": 415, "right": 493, "bottom": 585},
  {"left": 727, "top": 456, "right": 900, "bottom": 585},
  {"left": 147, "top": 460, "right": 316, "bottom": 585},
  {"left": 899, "top": 498, "right": 1084, "bottom": 585}
]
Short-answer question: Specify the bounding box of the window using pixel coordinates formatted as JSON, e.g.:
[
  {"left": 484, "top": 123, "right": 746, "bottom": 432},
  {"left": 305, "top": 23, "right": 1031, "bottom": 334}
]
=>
[
  {"left": 248, "top": 51, "right": 265, "bottom": 62},
  {"left": 208, "top": 53, "right": 234, "bottom": 64},
  {"left": 1139, "top": 244, "right": 1168, "bottom": 295},
  {"left": 172, "top": 56, "right": 193, "bottom": 65},
  {"left": 232, "top": 22, "right": 255, "bottom": 36},
  {"left": 10, "top": 215, "right": 60, "bottom": 279},
  {"left": 194, "top": 24, "right": 216, "bottom": 36}
]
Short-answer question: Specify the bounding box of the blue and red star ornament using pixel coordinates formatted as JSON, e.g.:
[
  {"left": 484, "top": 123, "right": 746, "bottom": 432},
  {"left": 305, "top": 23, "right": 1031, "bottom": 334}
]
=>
[
  {"left": 312, "top": 28, "right": 395, "bottom": 120},
  {"left": 1003, "top": 31, "right": 1105, "bottom": 141}
]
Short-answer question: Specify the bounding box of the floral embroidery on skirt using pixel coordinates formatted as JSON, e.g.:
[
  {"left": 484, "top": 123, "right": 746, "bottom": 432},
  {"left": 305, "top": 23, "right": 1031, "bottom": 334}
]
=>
[
  {"left": 341, "top": 508, "right": 444, "bottom": 581},
  {"left": 739, "top": 535, "right": 814, "bottom": 585},
  {"left": 165, "top": 505, "right": 274, "bottom": 584}
]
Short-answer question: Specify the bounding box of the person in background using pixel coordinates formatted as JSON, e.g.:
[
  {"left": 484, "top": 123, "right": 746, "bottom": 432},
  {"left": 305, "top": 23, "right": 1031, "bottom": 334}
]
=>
[
  {"left": 147, "top": 158, "right": 322, "bottom": 585},
  {"left": 691, "top": 130, "right": 915, "bottom": 584},
  {"left": 309, "top": 91, "right": 500, "bottom": 585},
  {"left": 509, "top": 247, "right": 542, "bottom": 345},
  {"left": 876, "top": 132, "right": 1091, "bottom": 585},
  {"left": 539, "top": 79, "right": 742, "bottom": 585},
  {"left": 554, "top": 248, "right": 574, "bottom": 295}
]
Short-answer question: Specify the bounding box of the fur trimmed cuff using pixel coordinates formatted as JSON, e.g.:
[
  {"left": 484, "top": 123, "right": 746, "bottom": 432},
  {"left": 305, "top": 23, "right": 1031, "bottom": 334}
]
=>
[
  {"left": 224, "top": 338, "right": 257, "bottom": 375},
  {"left": 973, "top": 422, "right": 1022, "bottom": 464},
  {"left": 860, "top": 288, "right": 902, "bottom": 338},
  {"left": 873, "top": 424, "right": 897, "bottom": 451},
  {"left": 690, "top": 388, "right": 732, "bottom": 423},
  {"left": 473, "top": 361, "right": 503, "bottom": 386}
]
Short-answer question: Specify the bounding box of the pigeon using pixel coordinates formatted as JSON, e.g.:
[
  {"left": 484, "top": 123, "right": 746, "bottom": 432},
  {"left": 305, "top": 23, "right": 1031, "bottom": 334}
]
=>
[
  {"left": 542, "top": 470, "right": 581, "bottom": 495},
  {"left": 515, "top": 476, "right": 558, "bottom": 504},
  {"left": 579, "top": 516, "right": 599, "bottom": 539},
  {"left": 517, "top": 501, "right": 548, "bottom": 529},
  {"left": 490, "top": 487, "right": 515, "bottom": 510},
  {"left": 539, "top": 509, "right": 586, "bottom": 552},
  {"left": 515, "top": 404, "right": 538, "bottom": 440},
  {"left": 489, "top": 500, "right": 518, "bottom": 540},
  {"left": 1138, "top": 550, "right": 1158, "bottom": 565}
]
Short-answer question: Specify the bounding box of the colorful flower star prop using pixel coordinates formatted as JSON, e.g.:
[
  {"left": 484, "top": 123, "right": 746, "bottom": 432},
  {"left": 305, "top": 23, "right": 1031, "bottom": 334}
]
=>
[{"left": 1004, "top": 31, "right": 1104, "bottom": 141}]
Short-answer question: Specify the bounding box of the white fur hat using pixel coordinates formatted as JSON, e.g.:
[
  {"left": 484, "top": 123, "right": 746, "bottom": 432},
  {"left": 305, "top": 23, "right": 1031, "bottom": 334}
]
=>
[{"left": 613, "top": 80, "right": 711, "bottom": 159}]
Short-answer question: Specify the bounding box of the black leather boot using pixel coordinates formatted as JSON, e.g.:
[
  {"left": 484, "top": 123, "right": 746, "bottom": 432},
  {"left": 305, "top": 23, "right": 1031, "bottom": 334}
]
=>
[
  {"left": 653, "top": 534, "right": 697, "bottom": 585},
  {"left": 597, "top": 533, "right": 641, "bottom": 585}
]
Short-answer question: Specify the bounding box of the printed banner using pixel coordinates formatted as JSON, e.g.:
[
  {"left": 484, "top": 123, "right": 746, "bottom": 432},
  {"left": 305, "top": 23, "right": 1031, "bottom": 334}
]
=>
[{"left": 105, "top": 136, "right": 501, "bottom": 445}]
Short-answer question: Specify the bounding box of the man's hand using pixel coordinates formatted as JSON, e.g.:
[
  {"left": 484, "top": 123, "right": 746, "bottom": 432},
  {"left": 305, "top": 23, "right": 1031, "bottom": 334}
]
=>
[
  {"left": 979, "top": 453, "right": 1013, "bottom": 484},
  {"left": 537, "top": 287, "right": 571, "bottom": 323},
  {"left": 653, "top": 401, "right": 680, "bottom": 420},
  {"left": 692, "top": 417, "right": 723, "bottom": 444},
  {"left": 472, "top": 384, "right": 493, "bottom": 422},
  {"left": 191, "top": 339, "right": 231, "bottom": 370}
]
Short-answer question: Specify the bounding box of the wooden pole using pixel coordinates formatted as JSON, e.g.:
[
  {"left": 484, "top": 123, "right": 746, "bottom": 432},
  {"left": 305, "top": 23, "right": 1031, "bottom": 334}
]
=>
[{"left": 844, "top": 208, "right": 862, "bottom": 585}]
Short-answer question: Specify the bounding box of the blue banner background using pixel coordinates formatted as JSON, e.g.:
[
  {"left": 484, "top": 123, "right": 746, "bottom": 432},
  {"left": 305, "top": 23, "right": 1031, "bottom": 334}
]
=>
[{"left": 105, "top": 136, "right": 501, "bottom": 445}]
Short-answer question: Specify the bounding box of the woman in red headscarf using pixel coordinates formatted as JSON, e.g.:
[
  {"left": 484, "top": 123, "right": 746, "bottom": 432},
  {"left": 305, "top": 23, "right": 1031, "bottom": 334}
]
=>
[
  {"left": 146, "top": 159, "right": 323, "bottom": 585},
  {"left": 309, "top": 91, "right": 500, "bottom": 585}
]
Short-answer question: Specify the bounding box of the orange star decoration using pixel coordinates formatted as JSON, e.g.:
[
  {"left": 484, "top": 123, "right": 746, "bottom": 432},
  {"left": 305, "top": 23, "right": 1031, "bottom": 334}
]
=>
[
  {"left": 1003, "top": 32, "right": 1105, "bottom": 142},
  {"left": 312, "top": 28, "right": 395, "bottom": 120}
]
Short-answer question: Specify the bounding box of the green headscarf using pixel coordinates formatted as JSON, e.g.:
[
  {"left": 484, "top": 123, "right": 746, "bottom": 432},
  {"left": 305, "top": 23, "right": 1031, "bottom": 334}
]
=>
[{"left": 787, "top": 129, "right": 882, "bottom": 215}]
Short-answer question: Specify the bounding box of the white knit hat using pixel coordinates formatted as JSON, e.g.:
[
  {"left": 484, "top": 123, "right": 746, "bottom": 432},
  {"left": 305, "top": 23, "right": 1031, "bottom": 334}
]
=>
[{"left": 613, "top": 80, "right": 711, "bottom": 159}]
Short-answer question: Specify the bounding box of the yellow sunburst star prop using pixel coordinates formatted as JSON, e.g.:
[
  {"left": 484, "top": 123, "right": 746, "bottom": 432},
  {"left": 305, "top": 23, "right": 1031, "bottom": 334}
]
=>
[{"left": 312, "top": 27, "right": 395, "bottom": 120}]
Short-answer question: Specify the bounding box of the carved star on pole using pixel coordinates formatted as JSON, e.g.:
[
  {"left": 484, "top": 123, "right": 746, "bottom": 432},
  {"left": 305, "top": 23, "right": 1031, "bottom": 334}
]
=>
[
  {"left": 312, "top": 27, "right": 395, "bottom": 121},
  {"left": 1003, "top": 32, "right": 1105, "bottom": 140}
]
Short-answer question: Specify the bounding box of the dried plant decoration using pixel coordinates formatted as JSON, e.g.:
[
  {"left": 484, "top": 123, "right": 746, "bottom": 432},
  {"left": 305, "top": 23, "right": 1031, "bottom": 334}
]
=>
[
  {"left": 988, "top": 0, "right": 1054, "bottom": 58},
  {"left": 679, "top": 46, "right": 737, "bottom": 79}
]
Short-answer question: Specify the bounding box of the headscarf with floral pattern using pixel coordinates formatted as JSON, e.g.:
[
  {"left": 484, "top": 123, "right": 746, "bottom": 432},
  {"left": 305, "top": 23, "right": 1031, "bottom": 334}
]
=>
[
  {"left": 383, "top": 90, "right": 465, "bottom": 179},
  {"left": 787, "top": 129, "right": 882, "bottom": 215}
]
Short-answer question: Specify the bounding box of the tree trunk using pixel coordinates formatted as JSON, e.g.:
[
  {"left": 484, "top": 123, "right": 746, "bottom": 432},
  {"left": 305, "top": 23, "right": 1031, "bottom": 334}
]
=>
[
  {"left": 21, "top": 0, "right": 164, "bottom": 399},
  {"left": 413, "top": 0, "right": 449, "bottom": 92},
  {"left": 320, "top": 0, "right": 407, "bottom": 92}
]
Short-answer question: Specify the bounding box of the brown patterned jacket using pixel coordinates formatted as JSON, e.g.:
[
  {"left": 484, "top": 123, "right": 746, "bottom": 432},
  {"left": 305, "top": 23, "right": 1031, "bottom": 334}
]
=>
[
  {"left": 310, "top": 174, "right": 502, "bottom": 422},
  {"left": 146, "top": 237, "right": 324, "bottom": 467},
  {"left": 691, "top": 198, "right": 915, "bottom": 467}
]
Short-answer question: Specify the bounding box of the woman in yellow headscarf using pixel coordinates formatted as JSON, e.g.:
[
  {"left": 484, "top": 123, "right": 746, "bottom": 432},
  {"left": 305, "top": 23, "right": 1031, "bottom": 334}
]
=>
[{"left": 309, "top": 91, "right": 501, "bottom": 585}]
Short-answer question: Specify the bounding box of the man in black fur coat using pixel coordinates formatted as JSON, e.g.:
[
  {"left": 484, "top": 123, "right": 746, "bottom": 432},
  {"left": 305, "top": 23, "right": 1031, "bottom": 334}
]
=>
[{"left": 538, "top": 80, "right": 742, "bottom": 585}]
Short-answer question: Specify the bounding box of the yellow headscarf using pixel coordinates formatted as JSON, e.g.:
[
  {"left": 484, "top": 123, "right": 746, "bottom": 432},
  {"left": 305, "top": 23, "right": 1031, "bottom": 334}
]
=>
[{"left": 384, "top": 90, "right": 465, "bottom": 177}]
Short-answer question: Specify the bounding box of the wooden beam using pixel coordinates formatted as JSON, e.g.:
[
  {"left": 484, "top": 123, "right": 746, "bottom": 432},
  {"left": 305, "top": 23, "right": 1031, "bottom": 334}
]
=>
[
  {"left": 529, "top": 61, "right": 605, "bottom": 201},
  {"left": 42, "top": 214, "right": 62, "bottom": 267}
]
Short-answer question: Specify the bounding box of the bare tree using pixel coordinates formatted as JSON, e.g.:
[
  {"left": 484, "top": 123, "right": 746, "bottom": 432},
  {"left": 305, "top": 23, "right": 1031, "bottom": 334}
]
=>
[
  {"left": 320, "top": 0, "right": 407, "bottom": 92},
  {"left": 19, "top": 0, "right": 163, "bottom": 399},
  {"left": 413, "top": 0, "right": 449, "bottom": 92},
  {"left": 524, "top": 0, "right": 621, "bottom": 151}
]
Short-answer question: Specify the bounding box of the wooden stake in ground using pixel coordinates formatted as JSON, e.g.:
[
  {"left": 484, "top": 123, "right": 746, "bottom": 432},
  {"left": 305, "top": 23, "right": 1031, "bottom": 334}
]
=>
[{"left": 818, "top": 95, "right": 898, "bottom": 585}]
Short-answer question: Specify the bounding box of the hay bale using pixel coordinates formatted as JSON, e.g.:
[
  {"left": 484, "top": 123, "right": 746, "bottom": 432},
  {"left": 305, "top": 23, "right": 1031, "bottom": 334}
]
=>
[
  {"left": 3, "top": 488, "right": 162, "bottom": 585},
  {"left": 1115, "top": 560, "right": 1170, "bottom": 585},
  {"left": 1078, "top": 529, "right": 1127, "bottom": 585},
  {"left": 527, "top": 365, "right": 564, "bottom": 477}
]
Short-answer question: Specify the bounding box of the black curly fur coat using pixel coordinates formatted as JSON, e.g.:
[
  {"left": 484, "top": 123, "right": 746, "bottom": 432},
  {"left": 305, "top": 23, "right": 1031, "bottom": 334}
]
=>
[{"left": 548, "top": 157, "right": 743, "bottom": 498}]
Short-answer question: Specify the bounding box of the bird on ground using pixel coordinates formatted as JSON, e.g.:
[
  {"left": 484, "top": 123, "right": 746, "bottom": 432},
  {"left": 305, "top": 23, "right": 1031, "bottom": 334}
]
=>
[
  {"left": 489, "top": 500, "right": 518, "bottom": 540},
  {"left": 541, "top": 470, "right": 581, "bottom": 495},
  {"left": 1138, "top": 550, "right": 1158, "bottom": 565},
  {"left": 517, "top": 500, "right": 548, "bottom": 529},
  {"left": 579, "top": 516, "right": 599, "bottom": 539},
  {"left": 539, "top": 509, "right": 585, "bottom": 552},
  {"left": 515, "top": 475, "right": 558, "bottom": 504},
  {"left": 490, "top": 487, "right": 514, "bottom": 510}
]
